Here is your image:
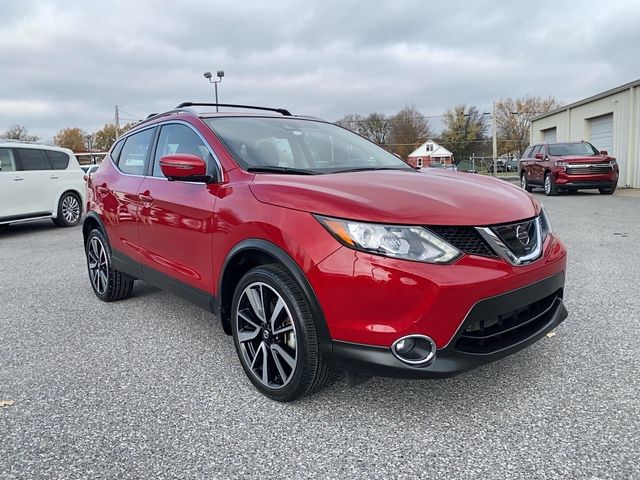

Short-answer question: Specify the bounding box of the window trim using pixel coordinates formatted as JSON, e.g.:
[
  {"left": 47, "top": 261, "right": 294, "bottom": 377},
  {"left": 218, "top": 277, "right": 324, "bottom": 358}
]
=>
[{"left": 110, "top": 126, "right": 158, "bottom": 177}]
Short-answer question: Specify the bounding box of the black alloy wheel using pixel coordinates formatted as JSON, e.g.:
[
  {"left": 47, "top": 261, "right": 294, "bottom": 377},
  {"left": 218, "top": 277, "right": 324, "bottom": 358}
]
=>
[
  {"left": 85, "top": 229, "right": 134, "bottom": 301},
  {"left": 231, "top": 264, "right": 331, "bottom": 401}
]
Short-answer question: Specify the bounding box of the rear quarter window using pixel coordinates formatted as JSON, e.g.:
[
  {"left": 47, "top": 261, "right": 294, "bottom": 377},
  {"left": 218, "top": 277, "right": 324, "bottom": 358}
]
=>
[{"left": 46, "top": 150, "right": 70, "bottom": 170}]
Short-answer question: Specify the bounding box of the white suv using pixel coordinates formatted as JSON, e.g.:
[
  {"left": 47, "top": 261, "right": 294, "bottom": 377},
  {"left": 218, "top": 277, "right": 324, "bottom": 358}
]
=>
[{"left": 0, "top": 140, "right": 86, "bottom": 227}]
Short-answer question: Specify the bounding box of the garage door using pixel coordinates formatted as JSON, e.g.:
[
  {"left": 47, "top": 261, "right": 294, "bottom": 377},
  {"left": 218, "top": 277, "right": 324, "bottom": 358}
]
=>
[
  {"left": 590, "top": 114, "right": 613, "bottom": 154},
  {"left": 543, "top": 127, "right": 557, "bottom": 143}
]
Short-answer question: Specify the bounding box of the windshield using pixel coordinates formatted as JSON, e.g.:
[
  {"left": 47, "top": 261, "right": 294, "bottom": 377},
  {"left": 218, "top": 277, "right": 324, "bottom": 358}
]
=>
[
  {"left": 548, "top": 142, "right": 600, "bottom": 156},
  {"left": 203, "top": 116, "right": 413, "bottom": 174}
]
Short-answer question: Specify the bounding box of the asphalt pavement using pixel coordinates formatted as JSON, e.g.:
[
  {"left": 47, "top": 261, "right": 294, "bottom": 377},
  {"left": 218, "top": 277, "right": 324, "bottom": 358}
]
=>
[{"left": 1, "top": 189, "right": 638, "bottom": 479}]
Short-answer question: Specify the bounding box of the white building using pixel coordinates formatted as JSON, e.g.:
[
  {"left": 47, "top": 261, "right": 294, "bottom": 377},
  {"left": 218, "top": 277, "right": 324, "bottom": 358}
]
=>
[{"left": 530, "top": 79, "right": 640, "bottom": 188}]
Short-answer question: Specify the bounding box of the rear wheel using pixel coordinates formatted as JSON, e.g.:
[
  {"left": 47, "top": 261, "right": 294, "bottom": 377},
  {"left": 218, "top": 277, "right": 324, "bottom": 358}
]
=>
[
  {"left": 520, "top": 172, "right": 533, "bottom": 192},
  {"left": 544, "top": 173, "right": 557, "bottom": 196},
  {"left": 599, "top": 187, "right": 615, "bottom": 195},
  {"left": 231, "top": 264, "right": 331, "bottom": 402},
  {"left": 52, "top": 192, "right": 82, "bottom": 227},
  {"left": 85, "top": 229, "right": 134, "bottom": 301}
]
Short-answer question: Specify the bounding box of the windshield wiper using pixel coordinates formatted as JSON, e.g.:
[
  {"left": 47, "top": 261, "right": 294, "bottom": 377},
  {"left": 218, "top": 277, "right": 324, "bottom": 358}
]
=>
[
  {"left": 246, "top": 166, "right": 319, "bottom": 175},
  {"left": 330, "top": 166, "right": 412, "bottom": 174}
]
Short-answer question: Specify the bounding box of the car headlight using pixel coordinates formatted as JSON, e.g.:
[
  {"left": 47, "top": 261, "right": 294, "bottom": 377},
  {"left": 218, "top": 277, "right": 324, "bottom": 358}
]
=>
[
  {"left": 540, "top": 205, "right": 553, "bottom": 236},
  {"left": 315, "top": 215, "right": 461, "bottom": 264}
]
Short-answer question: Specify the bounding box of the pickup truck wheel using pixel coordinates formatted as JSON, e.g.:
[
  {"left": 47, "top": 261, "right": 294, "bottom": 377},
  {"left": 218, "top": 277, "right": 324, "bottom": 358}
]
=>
[
  {"left": 231, "top": 264, "right": 332, "bottom": 402},
  {"left": 52, "top": 192, "right": 82, "bottom": 227},
  {"left": 85, "top": 229, "right": 134, "bottom": 301},
  {"left": 544, "top": 173, "right": 557, "bottom": 196},
  {"left": 520, "top": 173, "right": 533, "bottom": 192}
]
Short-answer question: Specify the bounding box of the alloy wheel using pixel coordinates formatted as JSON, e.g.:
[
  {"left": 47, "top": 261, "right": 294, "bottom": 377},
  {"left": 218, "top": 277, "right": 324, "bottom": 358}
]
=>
[
  {"left": 62, "top": 195, "right": 80, "bottom": 224},
  {"left": 236, "top": 282, "right": 298, "bottom": 389},
  {"left": 544, "top": 175, "right": 551, "bottom": 195},
  {"left": 88, "top": 237, "right": 108, "bottom": 295},
  {"left": 521, "top": 175, "right": 527, "bottom": 189}
]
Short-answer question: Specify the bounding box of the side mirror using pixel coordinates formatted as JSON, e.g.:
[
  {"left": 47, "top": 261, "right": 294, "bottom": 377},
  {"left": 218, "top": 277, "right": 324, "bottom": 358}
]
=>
[
  {"left": 159, "top": 154, "right": 211, "bottom": 182},
  {"left": 600, "top": 150, "right": 608, "bottom": 156},
  {"left": 534, "top": 152, "right": 544, "bottom": 160}
]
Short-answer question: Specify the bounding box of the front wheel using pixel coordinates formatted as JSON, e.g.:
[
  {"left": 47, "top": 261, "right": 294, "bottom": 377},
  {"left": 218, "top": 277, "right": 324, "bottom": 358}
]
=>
[
  {"left": 599, "top": 187, "right": 615, "bottom": 195},
  {"left": 520, "top": 172, "right": 533, "bottom": 192},
  {"left": 231, "top": 264, "right": 332, "bottom": 402},
  {"left": 52, "top": 192, "right": 82, "bottom": 227},
  {"left": 544, "top": 173, "right": 557, "bottom": 196}
]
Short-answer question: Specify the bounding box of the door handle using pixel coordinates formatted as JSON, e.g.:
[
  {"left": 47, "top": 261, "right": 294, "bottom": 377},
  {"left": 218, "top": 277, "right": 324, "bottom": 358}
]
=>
[
  {"left": 96, "top": 186, "right": 109, "bottom": 197},
  {"left": 138, "top": 193, "right": 153, "bottom": 204},
  {"left": 49, "top": 175, "right": 59, "bottom": 179},
  {"left": 13, "top": 176, "right": 24, "bottom": 181}
]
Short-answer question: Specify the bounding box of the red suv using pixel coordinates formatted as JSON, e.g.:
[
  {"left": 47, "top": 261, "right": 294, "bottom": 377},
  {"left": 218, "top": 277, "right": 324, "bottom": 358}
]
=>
[
  {"left": 83, "top": 102, "right": 568, "bottom": 401},
  {"left": 520, "top": 141, "right": 618, "bottom": 195}
]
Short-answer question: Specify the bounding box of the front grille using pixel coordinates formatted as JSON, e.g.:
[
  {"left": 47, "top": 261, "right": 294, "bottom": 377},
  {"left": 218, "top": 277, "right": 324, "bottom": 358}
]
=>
[
  {"left": 566, "top": 164, "right": 612, "bottom": 175},
  {"left": 427, "top": 226, "right": 497, "bottom": 258},
  {"left": 455, "top": 290, "right": 561, "bottom": 354}
]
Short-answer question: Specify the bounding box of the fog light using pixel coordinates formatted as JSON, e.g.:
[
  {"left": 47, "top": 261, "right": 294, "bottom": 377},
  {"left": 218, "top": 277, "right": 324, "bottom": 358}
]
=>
[{"left": 391, "top": 335, "right": 436, "bottom": 366}]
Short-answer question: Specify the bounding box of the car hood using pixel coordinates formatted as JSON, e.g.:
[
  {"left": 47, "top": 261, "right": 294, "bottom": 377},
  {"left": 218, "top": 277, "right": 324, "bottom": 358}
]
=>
[{"left": 249, "top": 169, "right": 539, "bottom": 225}]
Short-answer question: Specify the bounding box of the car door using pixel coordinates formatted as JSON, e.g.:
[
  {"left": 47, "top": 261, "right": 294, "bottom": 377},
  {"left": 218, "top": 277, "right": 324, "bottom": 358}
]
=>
[
  {"left": 97, "top": 127, "right": 156, "bottom": 264},
  {"left": 13, "top": 148, "right": 58, "bottom": 215},
  {"left": 529, "top": 145, "right": 543, "bottom": 184},
  {"left": 136, "top": 122, "right": 218, "bottom": 293},
  {"left": 0, "top": 148, "right": 28, "bottom": 219}
]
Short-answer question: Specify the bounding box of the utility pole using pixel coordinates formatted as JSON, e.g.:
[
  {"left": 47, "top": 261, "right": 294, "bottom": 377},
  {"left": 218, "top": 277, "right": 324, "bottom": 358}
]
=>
[
  {"left": 115, "top": 105, "right": 120, "bottom": 140},
  {"left": 492, "top": 100, "right": 497, "bottom": 177}
]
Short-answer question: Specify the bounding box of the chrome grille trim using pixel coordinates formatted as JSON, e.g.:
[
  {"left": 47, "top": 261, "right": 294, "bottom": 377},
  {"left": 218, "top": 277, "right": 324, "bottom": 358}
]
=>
[{"left": 475, "top": 217, "right": 543, "bottom": 266}]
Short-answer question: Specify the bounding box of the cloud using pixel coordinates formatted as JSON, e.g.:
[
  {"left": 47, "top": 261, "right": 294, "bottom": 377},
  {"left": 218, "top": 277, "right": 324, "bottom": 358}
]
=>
[{"left": 0, "top": 0, "right": 638, "bottom": 142}]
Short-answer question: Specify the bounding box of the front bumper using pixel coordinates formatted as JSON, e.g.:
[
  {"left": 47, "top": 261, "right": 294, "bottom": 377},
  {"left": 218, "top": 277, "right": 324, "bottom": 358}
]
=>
[{"left": 330, "top": 273, "right": 568, "bottom": 378}]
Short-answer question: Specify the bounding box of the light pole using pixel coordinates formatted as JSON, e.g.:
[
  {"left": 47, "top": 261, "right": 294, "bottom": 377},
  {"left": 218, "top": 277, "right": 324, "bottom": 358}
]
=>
[
  {"left": 85, "top": 134, "right": 94, "bottom": 164},
  {"left": 204, "top": 70, "right": 224, "bottom": 111}
]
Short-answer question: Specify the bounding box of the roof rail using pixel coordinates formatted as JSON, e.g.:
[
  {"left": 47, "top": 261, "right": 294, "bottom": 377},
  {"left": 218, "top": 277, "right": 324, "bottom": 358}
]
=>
[
  {"left": 134, "top": 107, "right": 199, "bottom": 129},
  {"left": 176, "top": 102, "right": 292, "bottom": 116}
]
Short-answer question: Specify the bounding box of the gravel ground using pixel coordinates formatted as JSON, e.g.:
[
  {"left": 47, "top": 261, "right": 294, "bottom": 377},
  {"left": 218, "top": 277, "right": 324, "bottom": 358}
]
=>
[{"left": 1, "top": 190, "right": 638, "bottom": 480}]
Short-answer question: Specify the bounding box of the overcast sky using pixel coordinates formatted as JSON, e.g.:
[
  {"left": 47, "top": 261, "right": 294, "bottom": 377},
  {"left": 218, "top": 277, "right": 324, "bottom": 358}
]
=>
[{"left": 1, "top": 0, "right": 639, "bottom": 142}]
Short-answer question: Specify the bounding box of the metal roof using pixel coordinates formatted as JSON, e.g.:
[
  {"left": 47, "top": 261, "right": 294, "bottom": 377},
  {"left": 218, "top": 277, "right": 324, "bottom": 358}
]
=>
[{"left": 531, "top": 78, "right": 640, "bottom": 122}]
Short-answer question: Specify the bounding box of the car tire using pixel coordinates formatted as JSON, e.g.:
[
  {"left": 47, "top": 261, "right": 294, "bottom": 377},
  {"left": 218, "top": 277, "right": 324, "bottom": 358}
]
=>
[
  {"left": 85, "top": 229, "right": 134, "bottom": 302},
  {"left": 520, "top": 172, "right": 533, "bottom": 192},
  {"left": 599, "top": 187, "right": 615, "bottom": 195},
  {"left": 544, "top": 173, "right": 557, "bottom": 196},
  {"left": 52, "top": 192, "right": 82, "bottom": 227},
  {"left": 231, "top": 264, "right": 332, "bottom": 402}
]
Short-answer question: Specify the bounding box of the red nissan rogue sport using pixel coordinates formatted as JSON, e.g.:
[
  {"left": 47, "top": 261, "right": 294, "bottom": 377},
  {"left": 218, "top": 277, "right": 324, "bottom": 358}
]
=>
[{"left": 83, "top": 102, "right": 568, "bottom": 401}]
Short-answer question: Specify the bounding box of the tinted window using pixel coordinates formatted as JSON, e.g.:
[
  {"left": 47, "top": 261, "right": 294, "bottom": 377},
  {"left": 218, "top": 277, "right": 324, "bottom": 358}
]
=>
[
  {"left": 522, "top": 146, "right": 533, "bottom": 159},
  {"left": 16, "top": 149, "right": 51, "bottom": 170},
  {"left": 531, "top": 145, "right": 542, "bottom": 158},
  {"left": 46, "top": 150, "right": 70, "bottom": 170},
  {"left": 153, "top": 124, "right": 211, "bottom": 177},
  {"left": 111, "top": 138, "right": 125, "bottom": 163},
  {"left": 0, "top": 148, "right": 16, "bottom": 172},
  {"left": 118, "top": 128, "right": 155, "bottom": 175}
]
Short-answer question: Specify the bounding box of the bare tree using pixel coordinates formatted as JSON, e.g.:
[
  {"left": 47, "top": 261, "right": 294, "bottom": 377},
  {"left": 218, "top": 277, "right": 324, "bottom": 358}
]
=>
[
  {"left": 2, "top": 124, "right": 39, "bottom": 142},
  {"left": 335, "top": 113, "right": 365, "bottom": 134},
  {"left": 388, "top": 105, "right": 433, "bottom": 158},
  {"left": 495, "top": 96, "right": 562, "bottom": 156},
  {"left": 440, "top": 104, "right": 487, "bottom": 162}
]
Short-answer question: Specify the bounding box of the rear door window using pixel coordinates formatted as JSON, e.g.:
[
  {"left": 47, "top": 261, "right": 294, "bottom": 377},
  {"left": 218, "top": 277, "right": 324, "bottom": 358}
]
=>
[
  {"left": 522, "top": 146, "right": 533, "bottom": 159},
  {"left": 117, "top": 128, "right": 155, "bottom": 175},
  {"left": 46, "top": 150, "right": 70, "bottom": 170},
  {"left": 15, "top": 149, "right": 52, "bottom": 170}
]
